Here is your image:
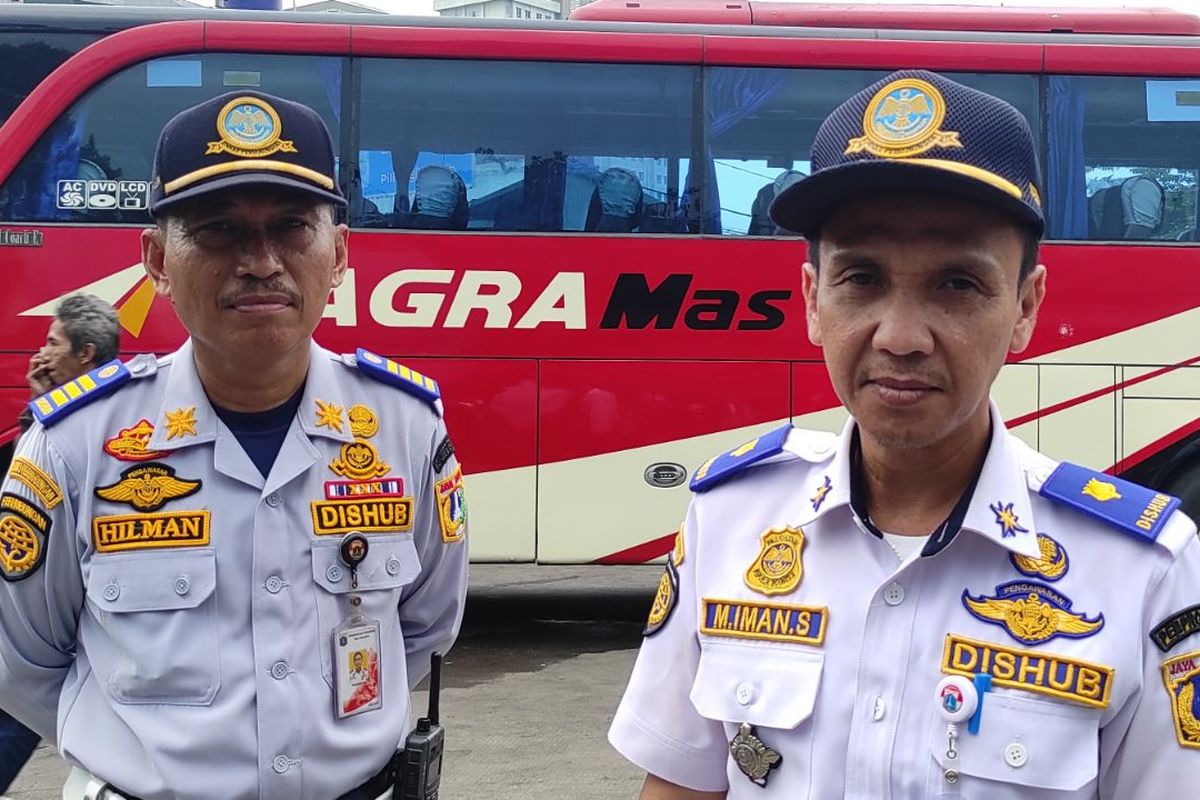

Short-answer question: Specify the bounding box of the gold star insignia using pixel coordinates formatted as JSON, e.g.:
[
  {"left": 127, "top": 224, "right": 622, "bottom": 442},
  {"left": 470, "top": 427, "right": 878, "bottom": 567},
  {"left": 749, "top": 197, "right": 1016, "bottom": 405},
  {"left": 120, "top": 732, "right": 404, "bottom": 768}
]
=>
[
  {"left": 164, "top": 407, "right": 198, "bottom": 440},
  {"left": 989, "top": 501, "right": 1029, "bottom": 538},
  {"left": 315, "top": 400, "right": 345, "bottom": 433}
]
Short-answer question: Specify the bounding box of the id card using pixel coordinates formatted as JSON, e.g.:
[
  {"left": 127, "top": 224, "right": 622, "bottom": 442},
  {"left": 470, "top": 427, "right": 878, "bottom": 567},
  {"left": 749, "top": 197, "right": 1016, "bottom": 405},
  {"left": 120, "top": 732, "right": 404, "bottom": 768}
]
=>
[{"left": 334, "top": 617, "right": 383, "bottom": 719}]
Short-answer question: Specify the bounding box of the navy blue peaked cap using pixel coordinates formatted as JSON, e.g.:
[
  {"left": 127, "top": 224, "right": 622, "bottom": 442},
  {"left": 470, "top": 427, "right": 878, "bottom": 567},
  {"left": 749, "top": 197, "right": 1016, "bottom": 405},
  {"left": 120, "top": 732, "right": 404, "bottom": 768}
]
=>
[
  {"left": 150, "top": 91, "right": 346, "bottom": 214},
  {"left": 771, "top": 70, "right": 1044, "bottom": 238}
]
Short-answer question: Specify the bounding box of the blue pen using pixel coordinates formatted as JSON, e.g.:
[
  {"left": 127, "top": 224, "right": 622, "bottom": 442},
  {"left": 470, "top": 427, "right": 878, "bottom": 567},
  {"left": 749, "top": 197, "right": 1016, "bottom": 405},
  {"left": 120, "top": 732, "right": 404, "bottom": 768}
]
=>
[{"left": 968, "top": 673, "right": 993, "bottom": 734}]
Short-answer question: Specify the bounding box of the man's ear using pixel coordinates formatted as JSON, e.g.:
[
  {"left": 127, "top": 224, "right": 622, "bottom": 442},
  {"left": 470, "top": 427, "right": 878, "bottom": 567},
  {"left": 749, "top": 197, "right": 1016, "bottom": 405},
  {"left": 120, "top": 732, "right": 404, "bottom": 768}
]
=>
[
  {"left": 141, "top": 225, "right": 172, "bottom": 300},
  {"left": 77, "top": 342, "right": 97, "bottom": 368},
  {"left": 802, "top": 262, "right": 822, "bottom": 347},
  {"left": 1009, "top": 264, "right": 1047, "bottom": 354}
]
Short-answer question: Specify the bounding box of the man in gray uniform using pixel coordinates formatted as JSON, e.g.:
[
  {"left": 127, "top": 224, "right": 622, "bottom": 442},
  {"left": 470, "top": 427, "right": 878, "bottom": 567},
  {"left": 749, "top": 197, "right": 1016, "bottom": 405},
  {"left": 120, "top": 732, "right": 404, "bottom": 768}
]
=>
[{"left": 0, "top": 91, "right": 468, "bottom": 800}]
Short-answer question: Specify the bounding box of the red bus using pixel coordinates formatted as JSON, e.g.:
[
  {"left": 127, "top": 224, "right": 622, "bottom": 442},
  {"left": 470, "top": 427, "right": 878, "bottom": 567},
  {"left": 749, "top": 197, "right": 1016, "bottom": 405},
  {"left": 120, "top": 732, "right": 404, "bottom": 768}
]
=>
[{"left": 2, "top": 2, "right": 1199, "bottom": 563}]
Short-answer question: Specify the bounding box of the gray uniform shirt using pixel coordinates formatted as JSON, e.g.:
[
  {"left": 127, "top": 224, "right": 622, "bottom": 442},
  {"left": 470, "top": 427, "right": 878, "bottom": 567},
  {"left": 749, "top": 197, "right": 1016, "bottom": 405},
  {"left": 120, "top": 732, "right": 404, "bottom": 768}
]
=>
[{"left": 0, "top": 339, "right": 468, "bottom": 800}]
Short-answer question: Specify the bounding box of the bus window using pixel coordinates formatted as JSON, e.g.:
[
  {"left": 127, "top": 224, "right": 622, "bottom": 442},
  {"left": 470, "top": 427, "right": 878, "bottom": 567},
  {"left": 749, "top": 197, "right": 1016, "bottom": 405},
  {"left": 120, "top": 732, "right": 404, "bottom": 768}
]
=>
[
  {"left": 1047, "top": 75, "right": 1200, "bottom": 242},
  {"left": 0, "top": 53, "right": 343, "bottom": 224},
  {"left": 0, "top": 31, "right": 103, "bottom": 127},
  {"left": 708, "top": 68, "right": 1039, "bottom": 237},
  {"left": 355, "top": 58, "right": 696, "bottom": 233}
]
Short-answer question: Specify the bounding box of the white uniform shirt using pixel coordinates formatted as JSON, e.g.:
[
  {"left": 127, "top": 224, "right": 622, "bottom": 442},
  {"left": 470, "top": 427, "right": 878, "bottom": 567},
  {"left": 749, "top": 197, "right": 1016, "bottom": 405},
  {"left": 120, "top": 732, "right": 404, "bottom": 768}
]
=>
[
  {"left": 0, "top": 340, "right": 468, "bottom": 800},
  {"left": 610, "top": 402, "right": 1200, "bottom": 799}
]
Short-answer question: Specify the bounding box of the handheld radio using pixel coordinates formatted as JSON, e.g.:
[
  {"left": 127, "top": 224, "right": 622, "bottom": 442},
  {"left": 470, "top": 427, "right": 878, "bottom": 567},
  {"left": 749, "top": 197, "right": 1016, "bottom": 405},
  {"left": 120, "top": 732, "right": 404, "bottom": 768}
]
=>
[{"left": 398, "top": 651, "right": 445, "bottom": 800}]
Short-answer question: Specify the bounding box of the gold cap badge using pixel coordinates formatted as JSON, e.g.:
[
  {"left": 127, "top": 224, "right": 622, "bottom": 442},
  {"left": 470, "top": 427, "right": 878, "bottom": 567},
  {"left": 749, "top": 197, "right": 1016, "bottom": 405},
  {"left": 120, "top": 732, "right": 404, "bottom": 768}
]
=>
[{"left": 845, "top": 77, "right": 963, "bottom": 159}]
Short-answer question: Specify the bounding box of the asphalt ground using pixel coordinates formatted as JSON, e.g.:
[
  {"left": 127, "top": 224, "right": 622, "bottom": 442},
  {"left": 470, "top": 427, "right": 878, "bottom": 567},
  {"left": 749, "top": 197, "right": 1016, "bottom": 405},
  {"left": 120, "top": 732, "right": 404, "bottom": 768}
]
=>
[{"left": 5, "top": 565, "right": 660, "bottom": 800}]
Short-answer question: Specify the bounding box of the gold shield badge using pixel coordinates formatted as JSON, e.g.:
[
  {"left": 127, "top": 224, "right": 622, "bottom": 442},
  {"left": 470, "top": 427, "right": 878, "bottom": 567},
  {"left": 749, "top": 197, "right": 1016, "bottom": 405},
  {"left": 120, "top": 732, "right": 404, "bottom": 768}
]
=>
[
  {"left": 1163, "top": 651, "right": 1200, "bottom": 749},
  {"left": 744, "top": 526, "right": 805, "bottom": 596}
]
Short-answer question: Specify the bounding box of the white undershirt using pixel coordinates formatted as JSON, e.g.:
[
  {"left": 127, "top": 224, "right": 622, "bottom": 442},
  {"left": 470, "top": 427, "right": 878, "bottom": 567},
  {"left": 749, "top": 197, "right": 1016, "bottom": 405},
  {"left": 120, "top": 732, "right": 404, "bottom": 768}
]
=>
[{"left": 882, "top": 532, "right": 929, "bottom": 564}]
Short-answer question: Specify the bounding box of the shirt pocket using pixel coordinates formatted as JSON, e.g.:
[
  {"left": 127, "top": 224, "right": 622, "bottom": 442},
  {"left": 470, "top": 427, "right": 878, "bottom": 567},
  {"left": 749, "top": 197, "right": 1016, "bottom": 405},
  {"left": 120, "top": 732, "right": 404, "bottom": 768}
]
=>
[
  {"left": 928, "top": 690, "right": 1100, "bottom": 797},
  {"left": 690, "top": 640, "right": 823, "bottom": 795},
  {"left": 311, "top": 535, "right": 421, "bottom": 688},
  {"left": 85, "top": 549, "right": 219, "bottom": 705}
]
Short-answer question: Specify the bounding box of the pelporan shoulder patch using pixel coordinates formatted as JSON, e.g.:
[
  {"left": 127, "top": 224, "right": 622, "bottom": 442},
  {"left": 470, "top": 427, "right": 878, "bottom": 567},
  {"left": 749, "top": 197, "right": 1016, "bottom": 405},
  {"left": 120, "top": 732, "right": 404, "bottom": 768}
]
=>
[
  {"left": 1162, "top": 650, "right": 1200, "bottom": 749},
  {"left": 1153, "top": 605, "right": 1200, "bottom": 654},
  {"left": 29, "top": 359, "right": 131, "bottom": 427},
  {"left": 351, "top": 349, "right": 442, "bottom": 411},
  {"left": 0, "top": 492, "right": 51, "bottom": 580},
  {"left": 8, "top": 456, "right": 63, "bottom": 509},
  {"left": 1039, "top": 462, "right": 1179, "bottom": 543},
  {"left": 690, "top": 424, "right": 793, "bottom": 493},
  {"left": 644, "top": 561, "right": 678, "bottom": 636}
]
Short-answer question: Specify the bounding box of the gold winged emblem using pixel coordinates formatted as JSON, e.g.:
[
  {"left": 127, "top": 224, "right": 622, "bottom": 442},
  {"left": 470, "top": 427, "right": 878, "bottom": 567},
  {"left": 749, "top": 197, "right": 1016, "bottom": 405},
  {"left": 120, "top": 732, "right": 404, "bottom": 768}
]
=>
[
  {"left": 94, "top": 464, "right": 201, "bottom": 512},
  {"left": 962, "top": 583, "right": 1103, "bottom": 645}
]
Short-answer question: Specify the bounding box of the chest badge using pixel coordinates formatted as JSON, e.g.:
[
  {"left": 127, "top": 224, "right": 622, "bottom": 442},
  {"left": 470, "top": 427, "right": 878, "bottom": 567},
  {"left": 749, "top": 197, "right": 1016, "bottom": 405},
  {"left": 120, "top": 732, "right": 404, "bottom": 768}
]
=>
[
  {"left": 962, "top": 580, "right": 1103, "bottom": 645},
  {"left": 1010, "top": 533, "right": 1069, "bottom": 581},
  {"left": 348, "top": 404, "right": 379, "bottom": 439},
  {"left": 730, "top": 723, "right": 782, "bottom": 787},
  {"left": 330, "top": 440, "right": 391, "bottom": 481},
  {"left": 745, "top": 526, "right": 805, "bottom": 596},
  {"left": 94, "top": 463, "right": 202, "bottom": 512}
]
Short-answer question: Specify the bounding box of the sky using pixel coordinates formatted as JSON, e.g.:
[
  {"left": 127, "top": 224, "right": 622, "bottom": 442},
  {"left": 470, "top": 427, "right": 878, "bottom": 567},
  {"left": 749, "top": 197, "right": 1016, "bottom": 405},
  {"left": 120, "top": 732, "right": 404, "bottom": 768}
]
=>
[{"left": 202, "top": 0, "right": 1200, "bottom": 21}]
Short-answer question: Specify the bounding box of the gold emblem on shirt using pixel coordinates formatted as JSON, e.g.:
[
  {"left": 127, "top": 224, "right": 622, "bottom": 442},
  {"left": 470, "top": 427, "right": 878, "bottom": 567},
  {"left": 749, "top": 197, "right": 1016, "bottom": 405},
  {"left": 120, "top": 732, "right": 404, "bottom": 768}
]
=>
[
  {"left": 164, "top": 407, "right": 198, "bottom": 440},
  {"left": 330, "top": 440, "right": 391, "bottom": 481},
  {"left": 744, "top": 526, "right": 804, "bottom": 596},
  {"left": 348, "top": 404, "right": 379, "bottom": 439},
  {"left": 1082, "top": 477, "right": 1121, "bottom": 502},
  {"left": 1009, "top": 533, "right": 1069, "bottom": 581},
  {"left": 315, "top": 400, "right": 345, "bottom": 433},
  {"left": 1164, "top": 651, "right": 1200, "bottom": 749},
  {"left": 94, "top": 463, "right": 202, "bottom": 512}
]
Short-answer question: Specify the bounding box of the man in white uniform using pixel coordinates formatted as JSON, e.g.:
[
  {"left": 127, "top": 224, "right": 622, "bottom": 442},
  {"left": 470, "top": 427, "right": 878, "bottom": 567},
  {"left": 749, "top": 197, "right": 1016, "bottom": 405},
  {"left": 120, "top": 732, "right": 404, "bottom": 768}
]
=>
[
  {"left": 609, "top": 70, "right": 1200, "bottom": 799},
  {"left": 0, "top": 91, "right": 468, "bottom": 799}
]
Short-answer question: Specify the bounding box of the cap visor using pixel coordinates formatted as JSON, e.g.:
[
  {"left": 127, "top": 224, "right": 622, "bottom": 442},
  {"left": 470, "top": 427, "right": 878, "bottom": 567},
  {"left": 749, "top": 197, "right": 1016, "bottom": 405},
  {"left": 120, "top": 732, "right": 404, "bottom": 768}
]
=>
[
  {"left": 152, "top": 171, "right": 347, "bottom": 215},
  {"left": 769, "top": 160, "right": 1043, "bottom": 238}
]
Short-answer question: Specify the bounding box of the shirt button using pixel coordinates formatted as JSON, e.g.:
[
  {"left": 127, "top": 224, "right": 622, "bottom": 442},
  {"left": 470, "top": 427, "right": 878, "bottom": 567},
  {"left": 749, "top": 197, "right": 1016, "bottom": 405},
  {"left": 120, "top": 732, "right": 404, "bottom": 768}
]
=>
[
  {"left": 386, "top": 557, "right": 401, "bottom": 576},
  {"left": 735, "top": 683, "right": 753, "bottom": 705},
  {"left": 102, "top": 582, "right": 120, "bottom": 602},
  {"left": 266, "top": 492, "right": 282, "bottom": 507},
  {"left": 1004, "top": 742, "right": 1028, "bottom": 768},
  {"left": 174, "top": 576, "right": 190, "bottom": 596},
  {"left": 264, "top": 576, "right": 284, "bottom": 594},
  {"left": 326, "top": 564, "right": 344, "bottom": 583},
  {"left": 883, "top": 583, "right": 906, "bottom": 606},
  {"left": 871, "top": 696, "right": 886, "bottom": 721},
  {"left": 272, "top": 755, "right": 290, "bottom": 774},
  {"left": 270, "top": 661, "right": 289, "bottom": 680}
]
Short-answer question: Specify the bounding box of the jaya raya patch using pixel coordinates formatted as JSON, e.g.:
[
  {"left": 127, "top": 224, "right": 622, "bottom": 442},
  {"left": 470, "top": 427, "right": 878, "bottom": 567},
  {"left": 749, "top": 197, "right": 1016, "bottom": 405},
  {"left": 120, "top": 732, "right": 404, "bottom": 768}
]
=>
[
  {"left": 1163, "top": 650, "right": 1200, "bottom": 749},
  {"left": 8, "top": 456, "right": 62, "bottom": 509},
  {"left": 744, "top": 526, "right": 805, "bottom": 596},
  {"left": 311, "top": 497, "right": 414, "bottom": 535},
  {"left": 1153, "top": 605, "right": 1200, "bottom": 654},
  {"left": 942, "top": 634, "right": 1113, "bottom": 709},
  {"left": 94, "top": 463, "right": 201, "bottom": 512},
  {"left": 962, "top": 580, "right": 1103, "bottom": 646},
  {"left": 436, "top": 465, "right": 466, "bottom": 543},
  {"left": 93, "top": 510, "right": 210, "bottom": 553},
  {"left": 701, "top": 598, "right": 827, "bottom": 646},
  {"left": 0, "top": 493, "right": 50, "bottom": 580}
]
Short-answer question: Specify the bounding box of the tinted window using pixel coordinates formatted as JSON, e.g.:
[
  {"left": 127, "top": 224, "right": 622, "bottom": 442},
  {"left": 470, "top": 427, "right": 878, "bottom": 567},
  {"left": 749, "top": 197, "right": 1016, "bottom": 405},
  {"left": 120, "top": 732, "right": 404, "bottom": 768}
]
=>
[
  {"left": 0, "top": 32, "right": 102, "bottom": 126},
  {"left": 708, "top": 68, "right": 1040, "bottom": 237},
  {"left": 0, "top": 53, "right": 342, "bottom": 224},
  {"left": 355, "top": 59, "right": 696, "bottom": 233},
  {"left": 1047, "top": 75, "right": 1200, "bottom": 241}
]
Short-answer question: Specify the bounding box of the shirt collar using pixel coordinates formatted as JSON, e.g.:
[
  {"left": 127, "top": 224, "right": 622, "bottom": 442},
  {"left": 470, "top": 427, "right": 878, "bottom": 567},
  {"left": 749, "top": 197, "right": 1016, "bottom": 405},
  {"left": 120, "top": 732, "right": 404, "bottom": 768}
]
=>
[
  {"left": 790, "top": 400, "right": 1040, "bottom": 559},
  {"left": 147, "top": 340, "right": 354, "bottom": 451}
]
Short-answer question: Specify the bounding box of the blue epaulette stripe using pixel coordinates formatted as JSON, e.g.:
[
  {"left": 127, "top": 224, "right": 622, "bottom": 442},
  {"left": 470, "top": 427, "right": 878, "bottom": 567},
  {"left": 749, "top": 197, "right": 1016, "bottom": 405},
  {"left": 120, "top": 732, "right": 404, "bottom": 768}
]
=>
[
  {"left": 1039, "top": 462, "right": 1180, "bottom": 544},
  {"left": 355, "top": 348, "right": 441, "bottom": 406},
  {"left": 29, "top": 359, "right": 131, "bottom": 427},
  {"left": 690, "top": 424, "right": 792, "bottom": 493}
]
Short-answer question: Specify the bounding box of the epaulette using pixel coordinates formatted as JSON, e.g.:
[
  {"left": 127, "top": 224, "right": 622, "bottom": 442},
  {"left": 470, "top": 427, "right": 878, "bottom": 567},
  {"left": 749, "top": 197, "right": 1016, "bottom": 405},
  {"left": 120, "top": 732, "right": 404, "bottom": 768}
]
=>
[
  {"left": 29, "top": 358, "right": 138, "bottom": 427},
  {"left": 350, "top": 348, "right": 442, "bottom": 411},
  {"left": 690, "top": 424, "right": 793, "bottom": 493},
  {"left": 1039, "top": 462, "right": 1180, "bottom": 544}
]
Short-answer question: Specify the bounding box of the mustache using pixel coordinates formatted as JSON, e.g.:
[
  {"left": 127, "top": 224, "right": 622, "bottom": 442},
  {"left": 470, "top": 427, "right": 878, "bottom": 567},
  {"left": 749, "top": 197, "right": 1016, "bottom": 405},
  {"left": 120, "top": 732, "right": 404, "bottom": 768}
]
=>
[
  {"left": 861, "top": 356, "right": 945, "bottom": 389},
  {"left": 219, "top": 279, "right": 301, "bottom": 307}
]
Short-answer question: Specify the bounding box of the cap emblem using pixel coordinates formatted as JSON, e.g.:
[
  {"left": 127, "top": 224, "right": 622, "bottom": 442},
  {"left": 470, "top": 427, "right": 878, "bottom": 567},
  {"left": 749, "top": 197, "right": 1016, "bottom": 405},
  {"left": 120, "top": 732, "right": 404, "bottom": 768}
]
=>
[
  {"left": 846, "top": 78, "right": 962, "bottom": 159},
  {"left": 207, "top": 97, "right": 298, "bottom": 159}
]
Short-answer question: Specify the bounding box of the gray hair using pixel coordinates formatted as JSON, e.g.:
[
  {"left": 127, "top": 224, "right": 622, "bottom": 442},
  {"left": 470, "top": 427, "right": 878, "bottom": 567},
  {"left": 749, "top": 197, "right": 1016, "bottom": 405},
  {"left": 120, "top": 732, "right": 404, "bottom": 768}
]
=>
[{"left": 54, "top": 293, "right": 121, "bottom": 365}]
